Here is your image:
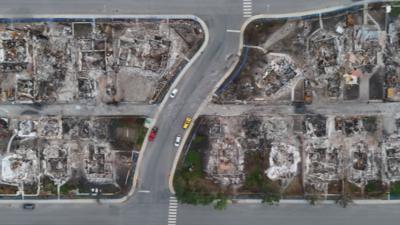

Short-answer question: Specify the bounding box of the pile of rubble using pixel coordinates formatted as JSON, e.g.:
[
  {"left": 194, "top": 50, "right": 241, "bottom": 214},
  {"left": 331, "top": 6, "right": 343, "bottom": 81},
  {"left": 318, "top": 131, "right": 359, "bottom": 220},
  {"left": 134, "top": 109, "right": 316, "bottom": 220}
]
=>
[
  {"left": 0, "top": 115, "right": 140, "bottom": 195},
  {"left": 205, "top": 117, "right": 245, "bottom": 187},
  {"left": 218, "top": 4, "right": 400, "bottom": 104},
  {"left": 199, "top": 113, "right": 400, "bottom": 196},
  {"left": 203, "top": 116, "right": 300, "bottom": 189},
  {"left": 254, "top": 54, "right": 300, "bottom": 97},
  {"left": 0, "top": 19, "right": 204, "bottom": 104},
  {"left": 266, "top": 142, "right": 300, "bottom": 181}
]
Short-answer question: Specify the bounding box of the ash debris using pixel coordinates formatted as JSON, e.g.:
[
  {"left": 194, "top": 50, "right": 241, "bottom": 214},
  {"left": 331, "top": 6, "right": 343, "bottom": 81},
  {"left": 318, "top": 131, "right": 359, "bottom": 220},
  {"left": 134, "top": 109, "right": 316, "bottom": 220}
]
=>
[
  {"left": 266, "top": 142, "right": 300, "bottom": 181},
  {"left": 217, "top": 3, "right": 400, "bottom": 104},
  {"left": 197, "top": 112, "right": 400, "bottom": 198},
  {"left": 382, "top": 116, "right": 400, "bottom": 184},
  {"left": 0, "top": 115, "right": 143, "bottom": 196},
  {"left": 0, "top": 19, "right": 204, "bottom": 104},
  {"left": 200, "top": 116, "right": 300, "bottom": 191}
]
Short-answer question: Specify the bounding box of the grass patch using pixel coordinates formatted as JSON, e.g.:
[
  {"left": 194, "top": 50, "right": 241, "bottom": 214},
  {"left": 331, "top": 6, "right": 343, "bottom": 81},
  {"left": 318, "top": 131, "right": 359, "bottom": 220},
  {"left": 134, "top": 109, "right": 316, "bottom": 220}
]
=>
[
  {"left": 174, "top": 134, "right": 222, "bottom": 206},
  {"left": 391, "top": 181, "right": 400, "bottom": 195},
  {"left": 135, "top": 126, "right": 147, "bottom": 149},
  {"left": 390, "top": 3, "right": 400, "bottom": 17},
  {"left": 241, "top": 151, "right": 281, "bottom": 202},
  {"left": 364, "top": 180, "right": 387, "bottom": 198},
  {"left": 242, "top": 151, "right": 280, "bottom": 194}
]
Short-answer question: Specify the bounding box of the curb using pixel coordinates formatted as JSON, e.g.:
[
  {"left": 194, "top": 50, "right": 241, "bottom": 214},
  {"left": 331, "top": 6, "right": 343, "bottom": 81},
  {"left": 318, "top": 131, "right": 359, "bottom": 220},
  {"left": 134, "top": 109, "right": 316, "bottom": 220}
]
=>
[{"left": 233, "top": 198, "right": 400, "bottom": 205}]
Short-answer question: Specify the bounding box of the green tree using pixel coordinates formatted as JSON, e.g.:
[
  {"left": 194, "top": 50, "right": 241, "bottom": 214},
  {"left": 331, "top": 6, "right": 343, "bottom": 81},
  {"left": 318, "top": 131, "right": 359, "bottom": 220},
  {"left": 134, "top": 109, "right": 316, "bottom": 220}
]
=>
[{"left": 213, "top": 197, "right": 228, "bottom": 210}]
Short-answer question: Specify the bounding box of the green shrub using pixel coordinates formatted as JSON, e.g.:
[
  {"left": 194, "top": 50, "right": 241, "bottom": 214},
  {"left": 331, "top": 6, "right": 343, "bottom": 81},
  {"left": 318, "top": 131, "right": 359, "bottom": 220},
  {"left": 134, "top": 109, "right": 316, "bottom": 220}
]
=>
[
  {"left": 365, "top": 181, "right": 380, "bottom": 193},
  {"left": 262, "top": 194, "right": 281, "bottom": 205},
  {"left": 390, "top": 3, "right": 400, "bottom": 17},
  {"left": 214, "top": 197, "right": 228, "bottom": 210},
  {"left": 390, "top": 181, "right": 400, "bottom": 195}
]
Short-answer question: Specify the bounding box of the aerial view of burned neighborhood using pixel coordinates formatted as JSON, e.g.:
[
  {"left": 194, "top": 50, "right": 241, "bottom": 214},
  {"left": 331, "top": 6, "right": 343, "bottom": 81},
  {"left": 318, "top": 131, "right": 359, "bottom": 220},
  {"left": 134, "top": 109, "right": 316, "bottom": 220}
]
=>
[
  {"left": 174, "top": 2, "right": 400, "bottom": 207},
  {"left": 0, "top": 18, "right": 204, "bottom": 199}
]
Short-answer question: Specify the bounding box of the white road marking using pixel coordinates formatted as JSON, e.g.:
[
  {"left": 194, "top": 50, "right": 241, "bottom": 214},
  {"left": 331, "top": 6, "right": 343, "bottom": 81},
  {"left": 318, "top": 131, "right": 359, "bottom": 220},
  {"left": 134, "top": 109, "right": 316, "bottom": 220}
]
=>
[
  {"left": 138, "top": 190, "right": 151, "bottom": 193},
  {"left": 242, "top": 0, "right": 252, "bottom": 18},
  {"left": 226, "top": 29, "right": 241, "bottom": 33},
  {"left": 167, "top": 196, "right": 178, "bottom": 225}
]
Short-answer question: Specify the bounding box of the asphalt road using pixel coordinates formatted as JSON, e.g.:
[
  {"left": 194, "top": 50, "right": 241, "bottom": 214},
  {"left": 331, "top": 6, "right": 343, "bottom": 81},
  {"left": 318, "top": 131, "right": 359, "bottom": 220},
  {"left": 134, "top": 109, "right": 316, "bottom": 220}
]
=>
[
  {"left": 0, "top": 1, "right": 394, "bottom": 225},
  {"left": 178, "top": 203, "right": 400, "bottom": 225}
]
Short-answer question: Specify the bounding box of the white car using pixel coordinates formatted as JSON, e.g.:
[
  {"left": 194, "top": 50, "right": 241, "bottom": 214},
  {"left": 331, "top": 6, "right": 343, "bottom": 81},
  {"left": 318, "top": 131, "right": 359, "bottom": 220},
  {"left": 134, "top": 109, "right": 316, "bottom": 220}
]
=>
[
  {"left": 170, "top": 88, "right": 178, "bottom": 98},
  {"left": 174, "top": 135, "right": 182, "bottom": 147}
]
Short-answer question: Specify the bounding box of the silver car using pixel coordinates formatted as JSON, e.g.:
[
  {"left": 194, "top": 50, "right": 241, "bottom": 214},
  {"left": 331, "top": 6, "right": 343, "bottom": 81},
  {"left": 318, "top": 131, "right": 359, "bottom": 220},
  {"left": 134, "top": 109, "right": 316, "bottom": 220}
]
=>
[
  {"left": 170, "top": 88, "right": 178, "bottom": 98},
  {"left": 174, "top": 135, "right": 182, "bottom": 147}
]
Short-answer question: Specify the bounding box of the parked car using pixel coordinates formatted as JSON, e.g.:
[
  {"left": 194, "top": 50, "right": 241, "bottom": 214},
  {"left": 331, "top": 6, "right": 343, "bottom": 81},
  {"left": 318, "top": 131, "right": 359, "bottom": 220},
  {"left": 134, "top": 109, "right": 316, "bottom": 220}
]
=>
[
  {"left": 23, "top": 203, "right": 35, "bottom": 210},
  {"left": 182, "top": 116, "right": 192, "bottom": 129},
  {"left": 148, "top": 127, "right": 158, "bottom": 141},
  {"left": 170, "top": 88, "right": 178, "bottom": 98},
  {"left": 174, "top": 135, "right": 182, "bottom": 147}
]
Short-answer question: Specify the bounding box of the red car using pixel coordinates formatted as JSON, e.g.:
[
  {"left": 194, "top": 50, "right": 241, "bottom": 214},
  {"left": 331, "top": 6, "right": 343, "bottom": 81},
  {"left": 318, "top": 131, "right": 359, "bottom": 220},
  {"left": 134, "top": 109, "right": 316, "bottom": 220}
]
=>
[{"left": 148, "top": 127, "right": 158, "bottom": 141}]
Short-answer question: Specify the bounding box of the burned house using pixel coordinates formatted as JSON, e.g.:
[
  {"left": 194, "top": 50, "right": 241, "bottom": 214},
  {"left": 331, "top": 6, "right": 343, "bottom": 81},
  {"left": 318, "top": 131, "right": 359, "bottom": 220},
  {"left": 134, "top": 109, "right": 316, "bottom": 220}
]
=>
[
  {"left": 205, "top": 118, "right": 245, "bottom": 187},
  {"left": 84, "top": 143, "right": 114, "bottom": 184},
  {"left": 0, "top": 146, "right": 39, "bottom": 186},
  {"left": 217, "top": 4, "right": 395, "bottom": 104},
  {"left": 254, "top": 54, "right": 300, "bottom": 97},
  {"left": 304, "top": 142, "right": 341, "bottom": 192},
  {"left": 0, "top": 19, "right": 204, "bottom": 105},
  {"left": 42, "top": 141, "right": 71, "bottom": 185},
  {"left": 266, "top": 142, "right": 300, "bottom": 181},
  {"left": 383, "top": 138, "right": 400, "bottom": 182},
  {"left": 38, "top": 116, "right": 62, "bottom": 139},
  {"left": 202, "top": 116, "right": 301, "bottom": 188},
  {"left": 0, "top": 115, "right": 142, "bottom": 196},
  {"left": 347, "top": 140, "right": 381, "bottom": 187}
]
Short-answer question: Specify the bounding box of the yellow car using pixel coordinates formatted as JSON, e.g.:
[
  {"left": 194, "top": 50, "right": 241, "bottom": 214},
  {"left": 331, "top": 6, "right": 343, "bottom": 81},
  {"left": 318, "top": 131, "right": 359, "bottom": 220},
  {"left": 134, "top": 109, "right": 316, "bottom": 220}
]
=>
[{"left": 182, "top": 116, "right": 192, "bottom": 129}]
